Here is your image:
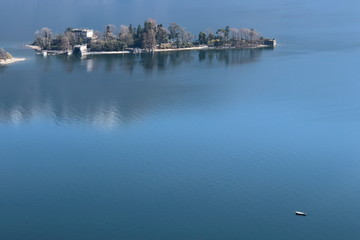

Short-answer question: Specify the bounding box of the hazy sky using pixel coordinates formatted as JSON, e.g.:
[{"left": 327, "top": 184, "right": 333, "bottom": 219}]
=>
[{"left": 1, "top": 0, "right": 360, "bottom": 44}]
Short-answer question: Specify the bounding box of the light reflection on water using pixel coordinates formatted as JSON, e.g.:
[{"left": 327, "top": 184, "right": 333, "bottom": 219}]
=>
[{"left": 0, "top": 49, "right": 267, "bottom": 128}]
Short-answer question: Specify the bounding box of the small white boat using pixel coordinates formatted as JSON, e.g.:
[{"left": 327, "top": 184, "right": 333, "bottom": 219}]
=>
[{"left": 295, "top": 211, "right": 307, "bottom": 216}]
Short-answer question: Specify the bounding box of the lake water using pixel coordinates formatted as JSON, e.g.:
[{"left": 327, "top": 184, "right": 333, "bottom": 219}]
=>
[{"left": 1, "top": 1, "right": 360, "bottom": 240}]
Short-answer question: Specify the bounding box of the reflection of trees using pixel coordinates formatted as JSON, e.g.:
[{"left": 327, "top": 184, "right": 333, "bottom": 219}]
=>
[
  {"left": 199, "top": 49, "right": 264, "bottom": 65},
  {"left": 0, "top": 48, "right": 268, "bottom": 127},
  {"left": 33, "top": 48, "right": 266, "bottom": 74},
  {"left": 140, "top": 51, "right": 194, "bottom": 72}
]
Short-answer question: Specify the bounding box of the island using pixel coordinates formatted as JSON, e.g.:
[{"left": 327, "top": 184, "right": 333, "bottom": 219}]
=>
[
  {"left": 29, "top": 19, "right": 276, "bottom": 57},
  {"left": 0, "top": 48, "right": 26, "bottom": 65}
]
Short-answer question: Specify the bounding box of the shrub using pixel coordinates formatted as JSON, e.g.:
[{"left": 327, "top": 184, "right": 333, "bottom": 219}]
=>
[{"left": 0, "top": 48, "right": 13, "bottom": 60}]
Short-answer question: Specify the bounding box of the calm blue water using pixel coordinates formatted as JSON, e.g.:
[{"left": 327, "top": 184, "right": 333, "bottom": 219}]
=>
[{"left": 1, "top": 1, "right": 360, "bottom": 240}]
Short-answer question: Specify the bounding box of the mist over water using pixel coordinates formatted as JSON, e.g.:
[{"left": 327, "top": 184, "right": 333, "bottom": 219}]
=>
[{"left": 1, "top": 1, "right": 360, "bottom": 240}]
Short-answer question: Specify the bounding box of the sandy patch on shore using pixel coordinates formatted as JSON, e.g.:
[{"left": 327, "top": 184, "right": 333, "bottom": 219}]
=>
[
  {"left": 0, "top": 58, "right": 26, "bottom": 66},
  {"left": 24, "top": 44, "right": 41, "bottom": 51}
]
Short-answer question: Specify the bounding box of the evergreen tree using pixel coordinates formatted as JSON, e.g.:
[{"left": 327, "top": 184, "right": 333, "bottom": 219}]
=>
[{"left": 198, "top": 32, "right": 207, "bottom": 45}]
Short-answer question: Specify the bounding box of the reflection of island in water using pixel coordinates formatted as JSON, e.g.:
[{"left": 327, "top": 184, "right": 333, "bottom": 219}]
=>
[
  {"left": 0, "top": 48, "right": 269, "bottom": 127},
  {"left": 37, "top": 48, "right": 267, "bottom": 73}
]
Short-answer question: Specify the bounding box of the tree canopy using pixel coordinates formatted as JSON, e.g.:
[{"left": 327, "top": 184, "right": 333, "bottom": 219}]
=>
[{"left": 33, "top": 19, "right": 268, "bottom": 52}]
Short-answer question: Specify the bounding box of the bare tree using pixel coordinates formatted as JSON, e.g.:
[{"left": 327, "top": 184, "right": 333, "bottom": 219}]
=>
[
  {"left": 145, "top": 18, "right": 157, "bottom": 28},
  {"left": 156, "top": 25, "right": 169, "bottom": 48},
  {"left": 104, "top": 25, "right": 116, "bottom": 41},
  {"left": 106, "top": 24, "right": 116, "bottom": 34},
  {"left": 216, "top": 28, "right": 225, "bottom": 40},
  {"left": 168, "top": 23, "right": 193, "bottom": 48},
  {"left": 168, "top": 23, "right": 181, "bottom": 41},
  {"left": 35, "top": 27, "right": 53, "bottom": 50},
  {"left": 64, "top": 31, "right": 76, "bottom": 47},
  {"left": 239, "top": 28, "right": 262, "bottom": 41},
  {"left": 205, "top": 29, "right": 215, "bottom": 44},
  {"left": 178, "top": 29, "right": 193, "bottom": 47},
  {"left": 143, "top": 30, "right": 156, "bottom": 51},
  {"left": 230, "top": 28, "right": 240, "bottom": 41},
  {"left": 119, "top": 25, "right": 134, "bottom": 47},
  {"left": 57, "top": 35, "right": 71, "bottom": 51},
  {"left": 239, "top": 28, "right": 250, "bottom": 40},
  {"left": 142, "top": 19, "right": 157, "bottom": 51}
]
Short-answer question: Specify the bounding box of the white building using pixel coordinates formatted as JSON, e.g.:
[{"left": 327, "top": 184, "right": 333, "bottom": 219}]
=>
[
  {"left": 73, "top": 44, "right": 88, "bottom": 55},
  {"left": 66, "top": 28, "right": 95, "bottom": 41}
]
